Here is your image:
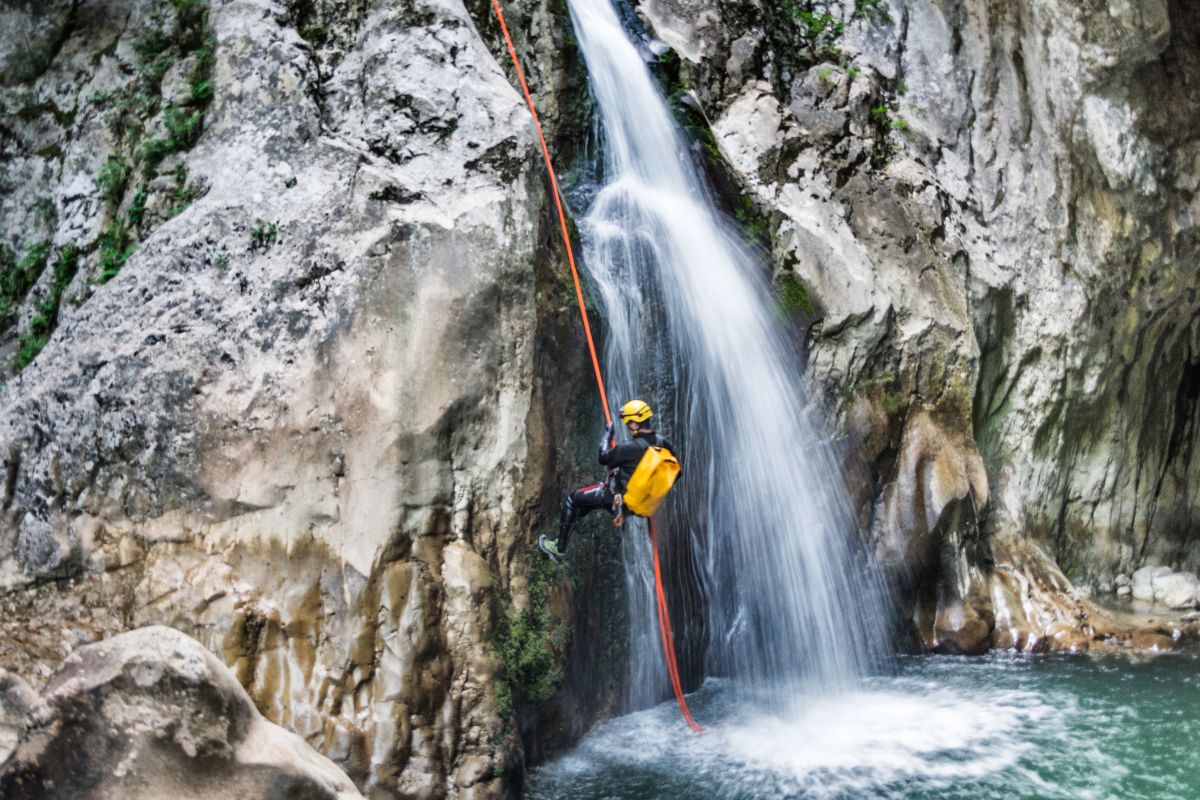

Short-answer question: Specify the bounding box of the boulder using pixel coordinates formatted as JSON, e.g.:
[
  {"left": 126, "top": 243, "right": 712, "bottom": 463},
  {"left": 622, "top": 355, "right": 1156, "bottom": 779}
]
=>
[
  {"left": 1130, "top": 628, "right": 1175, "bottom": 653},
  {"left": 1046, "top": 622, "right": 1090, "bottom": 653},
  {"left": 0, "top": 627, "right": 364, "bottom": 800},
  {"left": 0, "top": 670, "right": 47, "bottom": 766},
  {"left": 1152, "top": 572, "right": 1199, "bottom": 609},
  {"left": 1130, "top": 565, "right": 1172, "bottom": 601}
]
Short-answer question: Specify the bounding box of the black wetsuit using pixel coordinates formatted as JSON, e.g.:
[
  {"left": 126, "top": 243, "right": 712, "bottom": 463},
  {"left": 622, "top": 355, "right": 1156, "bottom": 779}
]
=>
[{"left": 556, "top": 426, "right": 678, "bottom": 552}]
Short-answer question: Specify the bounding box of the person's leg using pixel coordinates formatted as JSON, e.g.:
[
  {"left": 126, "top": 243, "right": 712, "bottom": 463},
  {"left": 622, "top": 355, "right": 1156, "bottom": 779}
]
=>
[{"left": 557, "top": 483, "right": 614, "bottom": 552}]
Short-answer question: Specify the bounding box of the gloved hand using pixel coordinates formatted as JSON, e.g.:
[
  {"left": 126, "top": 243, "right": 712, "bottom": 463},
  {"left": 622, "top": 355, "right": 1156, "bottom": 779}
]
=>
[{"left": 599, "top": 421, "right": 615, "bottom": 455}]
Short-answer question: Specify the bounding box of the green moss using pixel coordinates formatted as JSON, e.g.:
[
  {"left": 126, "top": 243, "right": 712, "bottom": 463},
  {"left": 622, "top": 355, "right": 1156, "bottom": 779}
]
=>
[
  {"left": 776, "top": 272, "right": 815, "bottom": 315},
  {"left": 494, "top": 558, "right": 568, "bottom": 716},
  {"left": 300, "top": 24, "right": 329, "bottom": 47},
  {"left": 850, "top": 373, "right": 908, "bottom": 418},
  {"left": 35, "top": 144, "right": 64, "bottom": 160},
  {"left": 33, "top": 197, "right": 57, "bottom": 224},
  {"left": 5, "top": 40, "right": 58, "bottom": 83}
]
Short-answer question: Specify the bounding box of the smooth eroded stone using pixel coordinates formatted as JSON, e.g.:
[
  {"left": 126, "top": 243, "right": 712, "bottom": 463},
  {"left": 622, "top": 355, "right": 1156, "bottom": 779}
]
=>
[
  {"left": 1152, "top": 572, "right": 1199, "bottom": 609},
  {"left": 0, "top": 627, "right": 364, "bottom": 800}
]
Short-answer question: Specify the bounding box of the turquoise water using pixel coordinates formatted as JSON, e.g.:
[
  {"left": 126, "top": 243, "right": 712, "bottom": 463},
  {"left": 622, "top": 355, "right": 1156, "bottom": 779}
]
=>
[{"left": 525, "top": 652, "right": 1200, "bottom": 799}]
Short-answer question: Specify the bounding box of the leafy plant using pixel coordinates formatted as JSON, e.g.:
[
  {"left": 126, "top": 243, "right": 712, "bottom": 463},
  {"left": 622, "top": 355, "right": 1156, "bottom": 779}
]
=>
[
  {"left": 164, "top": 105, "right": 203, "bottom": 148},
  {"left": 852, "top": 0, "right": 891, "bottom": 22},
  {"left": 793, "top": 8, "right": 845, "bottom": 61},
  {"left": 97, "top": 157, "right": 130, "bottom": 203},
  {"left": 1, "top": 242, "right": 51, "bottom": 330},
  {"left": 13, "top": 243, "right": 79, "bottom": 371},
  {"left": 494, "top": 559, "right": 568, "bottom": 716},
  {"left": 249, "top": 222, "right": 279, "bottom": 252},
  {"left": 139, "top": 136, "right": 174, "bottom": 176},
  {"left": 96, "top": 219, "right": 136, "bottom": 283}
]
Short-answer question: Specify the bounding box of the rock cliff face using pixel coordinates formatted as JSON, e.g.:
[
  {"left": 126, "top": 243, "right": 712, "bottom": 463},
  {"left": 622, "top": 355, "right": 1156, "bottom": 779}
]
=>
[
  {"left": 2, "top": 0, "right": 1199, "bottom": 796},
  {"left": 638, "top": 0, "right": 1200, "bottom": 654},
  {"left": 1, "top": 0, "right": 602, "bottom": 796}
]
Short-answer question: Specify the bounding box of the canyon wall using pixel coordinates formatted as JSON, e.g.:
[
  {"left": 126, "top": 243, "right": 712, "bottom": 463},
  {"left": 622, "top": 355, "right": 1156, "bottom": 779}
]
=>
[{"left": 2, "top": 0, "right": 1198, "bottom": 796}]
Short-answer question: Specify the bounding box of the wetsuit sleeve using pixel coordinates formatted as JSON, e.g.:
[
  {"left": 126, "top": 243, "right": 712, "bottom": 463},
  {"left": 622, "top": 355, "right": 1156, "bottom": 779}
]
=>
[{"left": 600, "top": 440, "right": 647, "bottom": 468}]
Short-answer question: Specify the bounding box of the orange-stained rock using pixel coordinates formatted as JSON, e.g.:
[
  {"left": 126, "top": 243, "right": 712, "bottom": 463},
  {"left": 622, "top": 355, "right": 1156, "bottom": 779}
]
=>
[
  {"left": 1046, "top": 623, "right": 1090, "bottom": 653},
  {"left": 1130, "top": 629, "right": 1175, "bottom": 652}
]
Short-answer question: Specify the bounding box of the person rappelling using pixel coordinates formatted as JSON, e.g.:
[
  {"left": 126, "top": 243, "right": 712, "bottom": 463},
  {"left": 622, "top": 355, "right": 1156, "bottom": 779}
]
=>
[{"left": 539, "top": 399, "right": 680, "bottom": 562}]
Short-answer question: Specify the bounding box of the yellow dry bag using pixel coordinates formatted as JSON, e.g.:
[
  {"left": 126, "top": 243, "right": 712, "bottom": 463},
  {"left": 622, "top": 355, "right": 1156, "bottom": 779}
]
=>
[{"left": 622, "top": 444, "right": 680, "bottom": 517}]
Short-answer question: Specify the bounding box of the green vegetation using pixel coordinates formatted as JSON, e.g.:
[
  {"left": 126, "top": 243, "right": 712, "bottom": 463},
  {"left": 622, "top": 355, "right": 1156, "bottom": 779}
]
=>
[
  {"left": 97, "top": 157, "right": 131, "bottom": 203},
  {"left": 776, "top": 272, "right": 816, "bottom": 315},
  {"left": 494, "top": 559, "right": 569, "bottom": 716},
  {"left": 168, "top": 165, "right": 200, "bottom": 217},
  {"left": 774, "top": 1, "right": 891, "bottom": 68},
  {"left": 300, "top": 24, "right": 330, "bottom": 47},
  {"left": 6, "top": 41, "right": 58, "bottom": 83},
  {"left": 96, "top": 208, "right": 139, "bottom": 285},
  {"left": 91, "top": 0, "right": 215, "bottom": 283},
  {"left": 854, "top": 372, "right": 905, "bottom": 417},
  {"left": 13, "top": 244, "right": 79, "bottom": 371},
  {"left": 33, "top": 197, "right": 57, "bottom": 224},
  {"left": 1, "top": 243, "right": 51, "bottom": 332},
  {"left": 871, "top": 104, "right": 909, "bottom": 131},
  {"left": 785, "top": 3, "right": 846, "bottom": 62},
  {"left": 249, "top": 222, "right": 279, "bottom": 252}
]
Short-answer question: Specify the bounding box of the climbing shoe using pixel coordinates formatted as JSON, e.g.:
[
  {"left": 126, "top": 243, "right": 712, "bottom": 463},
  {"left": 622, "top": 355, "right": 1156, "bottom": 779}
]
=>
[{"left": 538, "top": 535, "right": 565, "bottom": 562}]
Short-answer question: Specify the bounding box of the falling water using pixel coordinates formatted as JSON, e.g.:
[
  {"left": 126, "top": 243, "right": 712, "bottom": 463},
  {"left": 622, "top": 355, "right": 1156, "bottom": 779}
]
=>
[{"left": 564, "top": 0, "right": 891, "bottom": 710}]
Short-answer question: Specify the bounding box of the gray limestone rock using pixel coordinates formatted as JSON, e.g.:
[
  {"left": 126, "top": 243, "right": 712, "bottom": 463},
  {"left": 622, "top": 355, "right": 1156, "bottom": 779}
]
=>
[
  {"left": 640, "top": 0, "right": 1200, "bottom": 651},
  {"left": 1, "top": 0, "right": 592, "bottom": 794},
  {"left": 1131, "top": 565, "right": 1172, "bottom": 602},
  {"left": 1153, "top": 572, "right": 1199, "bottom": 610},
  {"left": 0, "top": 626, "right": 364, "bottom": 800}
]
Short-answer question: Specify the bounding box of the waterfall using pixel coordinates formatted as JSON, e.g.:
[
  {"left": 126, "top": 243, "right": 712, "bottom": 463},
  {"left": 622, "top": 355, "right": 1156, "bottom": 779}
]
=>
[{"left": 564, "top": 0, "right": 891, "bottom": 711}]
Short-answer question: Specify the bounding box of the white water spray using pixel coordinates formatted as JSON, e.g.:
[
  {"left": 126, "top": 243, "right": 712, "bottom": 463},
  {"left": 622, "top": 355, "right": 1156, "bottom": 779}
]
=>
[{"left": 564, "top": 0, "right": 891, "bottom": 709}]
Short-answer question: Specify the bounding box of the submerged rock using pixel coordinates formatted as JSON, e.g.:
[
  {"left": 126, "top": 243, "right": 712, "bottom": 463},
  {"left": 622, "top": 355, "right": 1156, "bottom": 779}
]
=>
[{"left": 0, "top": 626, "right": 364, "bottom": 800}]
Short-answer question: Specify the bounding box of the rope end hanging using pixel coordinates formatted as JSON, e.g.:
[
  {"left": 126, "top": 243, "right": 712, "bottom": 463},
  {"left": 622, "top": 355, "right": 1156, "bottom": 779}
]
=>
[{"left": 649, "top": 517, "right": 706, "bottom": 733}]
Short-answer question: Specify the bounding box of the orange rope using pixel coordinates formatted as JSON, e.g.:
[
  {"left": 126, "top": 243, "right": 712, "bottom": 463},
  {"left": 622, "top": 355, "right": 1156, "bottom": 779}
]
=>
[
  {"left": 649, "top": 518, "right": 705, "bottom": 732},
  {"left": 490, "top": 0, "right": 610, "bottom": 424},
  {"left": 490, "top": 0, "right": 702, "bottom": 733}
]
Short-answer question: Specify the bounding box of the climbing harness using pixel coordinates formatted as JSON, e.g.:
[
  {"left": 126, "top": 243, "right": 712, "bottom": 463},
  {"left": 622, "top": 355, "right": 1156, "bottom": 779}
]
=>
[{"left": 490, "top": 0, "right": 703, "bottom": 733}]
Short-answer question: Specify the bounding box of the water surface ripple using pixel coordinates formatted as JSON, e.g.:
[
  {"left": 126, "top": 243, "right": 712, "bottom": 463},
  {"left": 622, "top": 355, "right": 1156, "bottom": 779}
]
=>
[{"left": 526, "top": 653, "right": 1200, "bottom": 800}]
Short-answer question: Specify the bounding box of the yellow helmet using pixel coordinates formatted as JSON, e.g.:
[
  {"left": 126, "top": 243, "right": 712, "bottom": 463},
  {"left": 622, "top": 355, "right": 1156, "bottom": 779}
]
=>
[{"left": 620, "top": 399, "right": 653, "bottom": 424}]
